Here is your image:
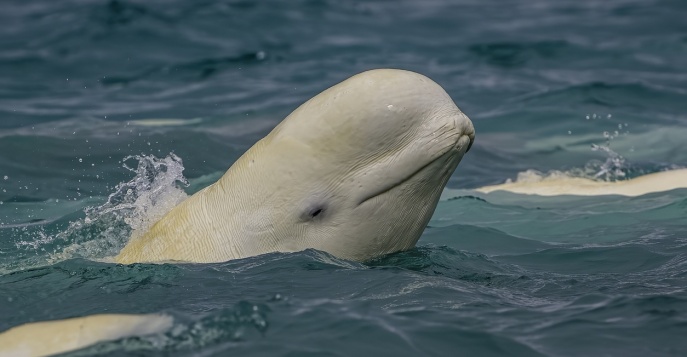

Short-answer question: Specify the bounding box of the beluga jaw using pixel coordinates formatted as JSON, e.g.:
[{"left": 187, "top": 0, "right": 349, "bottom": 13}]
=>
[
  {"left": 115, "top": 69, "right": 475, "bottom": 264},
  {"left": 355, "top": 115, "right": 474, "bottom": 208}
]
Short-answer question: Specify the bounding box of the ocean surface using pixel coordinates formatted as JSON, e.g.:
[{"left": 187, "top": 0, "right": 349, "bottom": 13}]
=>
[{"left": 1, "top": 0, "right": 686, "bottom": 356}]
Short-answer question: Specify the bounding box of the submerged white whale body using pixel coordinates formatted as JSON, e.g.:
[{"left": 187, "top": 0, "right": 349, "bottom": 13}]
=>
[
  {"left": 474, "top": 169, "right": 687, "bottom": 197},
  {"left": 0, "top": 69, "right": 475, "bottom": 357},
  {"left": 115, "top": 68, "right": 475, "bottom": 264},
  {"left": 0, "top": 314, "right": 173, "bottom": 357}
]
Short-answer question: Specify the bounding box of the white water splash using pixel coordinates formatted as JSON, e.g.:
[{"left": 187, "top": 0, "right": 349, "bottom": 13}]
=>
[
  {"left": 87, "top": 153, "right": 189, "bottom": 240},
  {"left": 590, "top": 143, "right": 626, "bottom": 181},
  {"left": 588, "top": 121, "right": 629, "bottom": 181},
  {"left": 9, "top": 154, "right": 189, "bottom": 268},
  {"left": 501, "top": 118, "right": 632, "bottom": 185}
]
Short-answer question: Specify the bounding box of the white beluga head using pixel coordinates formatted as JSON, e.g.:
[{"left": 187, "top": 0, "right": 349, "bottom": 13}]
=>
[{"left": 115, "top": 69, "right": 475, "bottom": 264}]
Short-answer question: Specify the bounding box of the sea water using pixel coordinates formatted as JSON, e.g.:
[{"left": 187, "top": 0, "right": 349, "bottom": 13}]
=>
[{"left": 1, "top": 0, "right": 686, "bottom": 356}]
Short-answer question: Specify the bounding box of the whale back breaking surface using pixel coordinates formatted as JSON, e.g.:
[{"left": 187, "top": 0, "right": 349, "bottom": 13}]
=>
[
  {"left": 0, "top": 314, "right": 173, "bottom": 357},
  {"left": 474, "top": 169, "right": 687, "bottom": 197},
  {"left": 116, "top": 69, "right": 475, "bottom": 264}
]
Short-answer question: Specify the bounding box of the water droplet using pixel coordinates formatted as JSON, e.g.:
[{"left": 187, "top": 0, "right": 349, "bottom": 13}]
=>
[
  {"left": 3, "top": 176, "right": 7, "bottom": 180},
  {"left": 78, "top": 158, "right": 83, "bottom": 163},
  {"left": 567, "top": 130, "right": 572, "bottom": 135}
]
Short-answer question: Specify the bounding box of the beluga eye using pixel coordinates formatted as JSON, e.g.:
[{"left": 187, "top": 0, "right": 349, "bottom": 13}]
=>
[
  {"left": 310, "top": 208, "right": 323, "bottom": 217},
  {"left": 302, "top": 203, "right": 327, "bottom": 221}
]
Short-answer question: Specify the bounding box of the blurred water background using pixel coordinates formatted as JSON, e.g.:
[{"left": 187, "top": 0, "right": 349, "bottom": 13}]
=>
[{"left": 1, "top": 0, "right": 686, "bottom": 356}]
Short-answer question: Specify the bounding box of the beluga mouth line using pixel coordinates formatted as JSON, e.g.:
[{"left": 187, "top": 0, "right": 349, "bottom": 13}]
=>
[{"left": 356, "top": 133, "right": 473, "bottom": 207}]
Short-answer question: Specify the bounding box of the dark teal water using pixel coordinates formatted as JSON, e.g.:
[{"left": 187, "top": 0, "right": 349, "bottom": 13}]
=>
[{"left": 1, "top": 0, "right": 687, "bottom": 356}]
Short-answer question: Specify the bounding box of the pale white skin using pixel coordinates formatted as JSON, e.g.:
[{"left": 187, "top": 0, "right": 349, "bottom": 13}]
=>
[
  {"left": 0, "top": 314, "right": 173, "bottom": 357},
  {"left": 474, "top": 169, "right": 687, "bottom": 196},
  {"left": 116, "top": 69, "right": 475, "bottom": 264}
]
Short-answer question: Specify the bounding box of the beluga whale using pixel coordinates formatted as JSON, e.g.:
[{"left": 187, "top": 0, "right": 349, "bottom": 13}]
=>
[
  {"left": 473, "top": 169, "right": 687, "bottom": 197},
  {"left": 115, "top": 68, "right": 475, "bottom": 264}
]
